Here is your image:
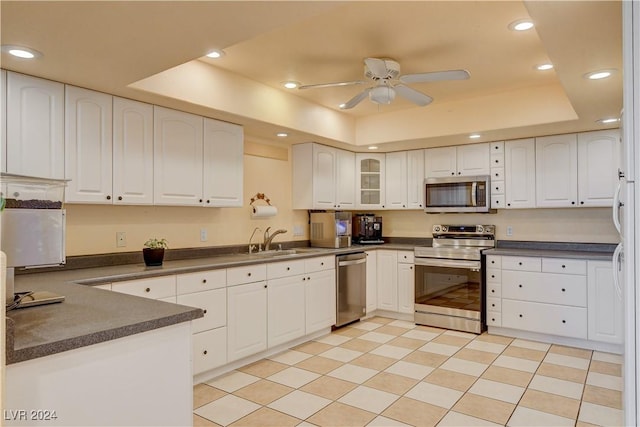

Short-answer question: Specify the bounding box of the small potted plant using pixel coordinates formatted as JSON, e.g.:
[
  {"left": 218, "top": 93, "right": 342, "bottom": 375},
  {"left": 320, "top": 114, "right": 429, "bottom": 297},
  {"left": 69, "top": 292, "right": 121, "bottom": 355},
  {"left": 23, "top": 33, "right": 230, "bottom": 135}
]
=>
[{"left": 143, "top": 238, "right": 168, "bottom": 266}]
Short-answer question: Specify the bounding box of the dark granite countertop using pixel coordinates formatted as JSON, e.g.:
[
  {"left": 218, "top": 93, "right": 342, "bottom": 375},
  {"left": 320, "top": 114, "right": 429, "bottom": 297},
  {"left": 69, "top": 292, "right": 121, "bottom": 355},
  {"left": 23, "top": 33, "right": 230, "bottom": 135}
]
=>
[{"left": 483, "top": 248, "right": 614, "bottom": 261}]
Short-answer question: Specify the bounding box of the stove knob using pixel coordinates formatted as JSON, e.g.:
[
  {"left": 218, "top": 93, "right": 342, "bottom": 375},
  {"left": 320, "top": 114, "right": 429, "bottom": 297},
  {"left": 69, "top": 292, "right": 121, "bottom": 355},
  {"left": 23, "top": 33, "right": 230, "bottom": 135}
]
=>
[
  {"left": 477, "top": 225, "right": 484, "bottom": 233},
  {"left": 442, "top": 226, "right": 448, "bottom": 232},
  {"left": 434, "top": 226, "right": 441, "bottom": 232}
]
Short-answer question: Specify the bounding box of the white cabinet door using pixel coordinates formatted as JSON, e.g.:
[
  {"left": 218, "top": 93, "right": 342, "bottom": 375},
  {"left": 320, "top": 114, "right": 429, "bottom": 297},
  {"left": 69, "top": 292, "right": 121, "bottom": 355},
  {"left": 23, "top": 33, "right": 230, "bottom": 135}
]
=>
[
  {"left": 312, "top": 144, "right": 337, "bottom": 209},
  {"left": 177, "top": 288, "right": 226, "bottom": 334},
  {"left": 1, "top": 69, "right": 6, "bottom": 173},
  {"left": 153, "top": 106, "right": 203, "bottom": 206},
  {"left": 578, "top": 130, "right": 619, "bottom": 207},
  {"left": 193, "top": 327, "right": 227, "bottom": 375},
  {"left": 335, "top": 148, "right": 355, "bottom": 209},
  {"left": 505, "top": 138, "right": 536, "bottom": 208},
  {"left": 65, "top": 85, "right": 113, "bottom": 203},
  {"left": 385, "top": 151, "right": 408, "bottom": 209},
  {"left": 587, "top": 260, "right": 623, "bottom": 344},
  {"left": 407, "top": 149, "right": 425, "bottom": 209},
  {"left": 203, "top": 118, "right": 244, "bottom": 207},
  {"left": 267, "top": 275, "right": 306, "bottom": 347},
  {"left": 365, "top": 250, "right": 377, "bottom": 314},
  {"left": 112, "top": 97, "right": 153, "bottom": 205},
  {"left": 397, "top": 259, "right": 415, "bottom": 315},
  {"left": 305, "top": 269, "right": 336, "bottom": 334},
  {"left": 356, "top": 153, "right": 386, "bottom": 209},
  {"left": 425, "top": 146, "right": 456, "bottom": 177},
  {"left": 536, "top": 134, "right": 578, "bottom": 208},
  {"left": 457, "top": 143, "right": 490, "bottom": 176},
  {"left": 376, "top": 250, "right": 398, "bottom": 311},
  {"left": 6, "top": 72, "right": 64, "bottom": 179},
  {"left": 227, "top": 281, "right": 267, "bottom": 362}
]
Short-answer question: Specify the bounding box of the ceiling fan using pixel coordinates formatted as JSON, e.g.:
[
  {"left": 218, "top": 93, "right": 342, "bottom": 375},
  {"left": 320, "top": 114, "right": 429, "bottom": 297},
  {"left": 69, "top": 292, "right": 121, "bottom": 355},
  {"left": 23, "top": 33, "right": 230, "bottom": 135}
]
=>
[{"left": 298, "top": 58, "right": 470, "bottom": 110}]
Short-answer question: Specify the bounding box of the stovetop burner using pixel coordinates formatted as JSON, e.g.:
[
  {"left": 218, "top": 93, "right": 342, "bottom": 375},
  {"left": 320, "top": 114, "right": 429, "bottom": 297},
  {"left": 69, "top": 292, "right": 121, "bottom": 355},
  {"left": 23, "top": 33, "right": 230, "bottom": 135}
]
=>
[{"left": 415, "top": 224, "right": 496, "bottom": 261}]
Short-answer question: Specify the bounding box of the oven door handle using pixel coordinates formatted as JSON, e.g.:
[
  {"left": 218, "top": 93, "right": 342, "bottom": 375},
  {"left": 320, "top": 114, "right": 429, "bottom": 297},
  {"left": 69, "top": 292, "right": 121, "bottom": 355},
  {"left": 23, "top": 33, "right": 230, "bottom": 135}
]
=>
[{"left": 415, "top": 258, "right": 481, "bottom": 270}]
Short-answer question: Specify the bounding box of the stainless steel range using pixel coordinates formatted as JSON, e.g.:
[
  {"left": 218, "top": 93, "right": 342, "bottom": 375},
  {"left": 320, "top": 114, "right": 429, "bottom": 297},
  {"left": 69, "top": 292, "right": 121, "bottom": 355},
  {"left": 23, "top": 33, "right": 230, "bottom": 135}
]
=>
[{"left": 414, "top": 224, "right": 496, "bottom": 334}]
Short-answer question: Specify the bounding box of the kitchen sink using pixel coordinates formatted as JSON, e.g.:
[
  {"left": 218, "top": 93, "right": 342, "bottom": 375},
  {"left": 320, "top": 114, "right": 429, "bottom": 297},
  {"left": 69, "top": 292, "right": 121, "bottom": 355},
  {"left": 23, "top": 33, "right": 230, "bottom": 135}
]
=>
[{"left": 248, "top": 248, "right": 325, "bottom": 258}]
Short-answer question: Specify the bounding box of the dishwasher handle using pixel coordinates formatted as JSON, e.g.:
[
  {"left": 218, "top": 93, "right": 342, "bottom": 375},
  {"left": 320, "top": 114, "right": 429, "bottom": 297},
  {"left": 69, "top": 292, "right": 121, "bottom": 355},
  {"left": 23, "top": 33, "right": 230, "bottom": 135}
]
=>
[{"left": 338, "top": 257, "right": 367, "bottom": 267}]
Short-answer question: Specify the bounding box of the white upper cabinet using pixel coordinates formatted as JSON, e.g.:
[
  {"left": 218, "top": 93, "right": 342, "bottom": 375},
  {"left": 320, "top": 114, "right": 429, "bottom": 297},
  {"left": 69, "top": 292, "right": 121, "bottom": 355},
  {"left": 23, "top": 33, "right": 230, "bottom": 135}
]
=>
[
  {"left": 153, "top": 106, "right": 203, "bottom": 206},
  {"left": 1, "top": 70, "right": 6, "bottom": 173},
  {"left": 505, "top": 138, "right": 536, "bottom": 208},
  {"left": 203, "top": 118, "right": 243, "bottom": 207},
  {"left": 112, "top": 97, "right": 154, "bottom": 205},
  {"left": 424, "top": 143, "right": 490, "bottom": 177},
  {"left": 536, "top": 134, "right": 578, "bottom": 207},
  {"left": 577, "top": 129, "right": 619, "bottom": 207},
  {"left": 65, "top": 85, "right": 113, "bottom": 203},
  {"left": 407, "top": 149, "right": 425, "bottom": 209},
  {"left": 6, "top": 72, "right": 64, "bottom": 179},
  {"left": 356, "top": 153, "right": 386, "bottom": 209},
  {"left": 385, "top": 151, "right": 408, "bottom": 209},
  {"left": 292, "top": 143, "right": 355, "bottom": 209}
]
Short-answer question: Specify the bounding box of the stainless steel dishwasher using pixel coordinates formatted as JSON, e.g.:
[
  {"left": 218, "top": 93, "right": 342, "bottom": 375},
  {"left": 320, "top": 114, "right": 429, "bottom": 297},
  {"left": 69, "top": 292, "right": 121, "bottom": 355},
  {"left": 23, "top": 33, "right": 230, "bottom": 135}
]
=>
[{"left": 335, "top": 252, "right": 366, "bottom": 327}]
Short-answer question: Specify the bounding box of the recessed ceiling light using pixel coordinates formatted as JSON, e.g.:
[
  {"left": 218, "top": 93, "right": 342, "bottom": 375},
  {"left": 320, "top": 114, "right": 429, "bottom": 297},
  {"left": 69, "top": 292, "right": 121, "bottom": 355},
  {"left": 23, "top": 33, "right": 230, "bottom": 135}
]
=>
[
  {"left": 597, "top": 117, "right": 620, "bottom": 124},
  {"left": 469, "top": 134, "right": 481, "bottom": 139},
  {"left": 536, "top": 63, "right": 554, "bottom": 71},
  {"left": 205, "top": 49, "right": 225, "bottom": 59},
  {"left": 282, "top": 81, "right": 299, "bottom": 89},
  {"left": 368, "top": 146, "right": 379, "bottom": 150},
  {"left": 584, "top": 69, "right": 616, "bottom": 80},
  {"left": 1, "top": 45, "right": 42, "bottom": 59},
  {"left": 508, "top": 20, "right": 534, "bottom": 31},
  {"left": 276, "top": 132, "right": 288, "bottom": 138},
  {"left": 339, "top": 103, "right": 347, "bottom": 109}
]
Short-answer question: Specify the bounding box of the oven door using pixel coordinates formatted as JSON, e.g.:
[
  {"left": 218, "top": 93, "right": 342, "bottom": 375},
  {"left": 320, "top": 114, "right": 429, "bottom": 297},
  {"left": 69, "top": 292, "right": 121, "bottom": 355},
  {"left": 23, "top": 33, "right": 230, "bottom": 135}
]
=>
[{"left": 414, "top": 257, "right": 484, "bottom": 333}]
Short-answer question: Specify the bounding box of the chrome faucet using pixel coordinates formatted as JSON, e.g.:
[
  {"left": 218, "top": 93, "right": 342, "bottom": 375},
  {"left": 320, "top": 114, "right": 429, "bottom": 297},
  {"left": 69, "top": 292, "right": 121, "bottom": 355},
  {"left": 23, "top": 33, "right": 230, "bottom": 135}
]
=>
[
  {"left": 263, "top": 227, "right": 288, "bottom": 251},
  {"left": 248, "top": 227, "right": 262, "bottom": 253}
]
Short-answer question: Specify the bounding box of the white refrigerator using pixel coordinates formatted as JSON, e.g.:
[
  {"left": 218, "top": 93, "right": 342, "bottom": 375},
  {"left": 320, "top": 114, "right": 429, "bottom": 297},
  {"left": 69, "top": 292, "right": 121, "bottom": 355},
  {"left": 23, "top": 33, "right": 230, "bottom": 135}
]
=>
[{"left": 620, "top": 2, "right": 640, "bottom": 425}]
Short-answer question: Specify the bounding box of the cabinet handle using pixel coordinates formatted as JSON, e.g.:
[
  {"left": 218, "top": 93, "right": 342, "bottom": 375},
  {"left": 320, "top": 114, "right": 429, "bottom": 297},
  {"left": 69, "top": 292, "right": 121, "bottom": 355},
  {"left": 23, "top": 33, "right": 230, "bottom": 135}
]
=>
[
  {"left": 519, "top": 314, "right": 523, "bottom": 318},
  {"left": 145, "top": 287, "right": 151, "bottom": 293},
  {"left": 562, "top": 288, "right": 566, "bottom": 292},
  {"left": 518, "top": 284, "right": 523, "bottom": 288},
  {"left": 206, "top": 200, "right": 210, "bottom": 204},
  {"left": 507, "top": 203, "right": 511, "bottom": 207},
  {"left": 264, "top": 284, "right": 267, "bottom": 288},
  {"left": 106, "top": 195, "right": 111, "bottom": 200},
  {"left": 562, "top": 320, "right": 566, "bottom": 324},
  {"left": 491, "top": 289, "right": 495, "bottom": 293},
  {"left": 491, "top": 260, "right": 495, "bottom": 264},
  {"left": 457, "top": 172, "right": 462, "bottom": 175},
  {"left": 571, "top": 201, "right": 575, "bottom": 205},
  {"left": 410, "top": 266, "right": 413, "bottom": 270},
  {"left": 248, "top": 272, "right": 252, "bottom": 276},
  {"left": 202, "top": 279, "right": 207, "bottom": 283},
  {"left": 451, "top": 172, "right": 455, "bottom": 175},
  {"left": 492, "top": 318, "right": 496, "bottom": 322},
  {"left": 203, "top": 309, "right": 207, "bottom": 314},
  {"left": 286, "top": 267, "right": 290, "bottom": 271},
  {"left": 491, "top": 274, "right": 495, "bottom": 278},
  {"left": 199, "top": 199, "right": 203, "bottom": 203},
  {"left": 580, "top": 201, "right": 584, "bottom": 205},
  {"left": 518, "top": 262, "right": 523, "bottom": 266},
  {"left": 562, "top": 265, "right": 566, "bottom": 268},
  {"left": 307, "top": 276, "right": 311, "bottom": 280},
  {"left": 118, "top": 196, "right": 123, "bottom": 201},
  {"left": 303, "top": 277, "right": 306, "bottom": 281},
  {"left": 321, "top": 262, "right": 324, "bottom": 266},
  {"left": 491, "top": 303, "right": 495, "bottom": 307},
  {"left": 203, "top": 350, "right": 208, "bottom": 355}
]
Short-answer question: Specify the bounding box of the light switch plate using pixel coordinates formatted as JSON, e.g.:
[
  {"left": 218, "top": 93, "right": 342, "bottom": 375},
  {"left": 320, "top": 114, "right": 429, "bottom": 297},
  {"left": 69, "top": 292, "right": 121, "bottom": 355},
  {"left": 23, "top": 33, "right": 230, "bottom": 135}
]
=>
[{"left": 116, "top": 232, "right": 126, "bottom": 247}]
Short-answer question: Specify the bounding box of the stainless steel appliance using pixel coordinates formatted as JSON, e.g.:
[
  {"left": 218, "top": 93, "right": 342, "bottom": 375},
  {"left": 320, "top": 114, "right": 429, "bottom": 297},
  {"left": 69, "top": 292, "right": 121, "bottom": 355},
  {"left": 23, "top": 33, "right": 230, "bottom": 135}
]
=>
[
  {"left": 414, "top": 224, "right": 496, "bottom": 333},
  {"left": 310, "top": 211, "right": 352, "bottom": 248},
  {"left": 352, "top": 213, "right": 383, "bottom": 244},
  {"left": 335, "top": 252, "right": 366, "bottom": 327},
  {"left": 424, "top": 175, "right": 493, "bottom": 213}
]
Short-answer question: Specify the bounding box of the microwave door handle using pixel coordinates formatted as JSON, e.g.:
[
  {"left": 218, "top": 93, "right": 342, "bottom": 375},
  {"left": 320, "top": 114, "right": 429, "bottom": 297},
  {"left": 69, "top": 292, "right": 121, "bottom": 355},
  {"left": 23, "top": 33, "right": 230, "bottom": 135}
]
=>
[{"left": 471, "top": 182, "right": 477, "bottom": 206}]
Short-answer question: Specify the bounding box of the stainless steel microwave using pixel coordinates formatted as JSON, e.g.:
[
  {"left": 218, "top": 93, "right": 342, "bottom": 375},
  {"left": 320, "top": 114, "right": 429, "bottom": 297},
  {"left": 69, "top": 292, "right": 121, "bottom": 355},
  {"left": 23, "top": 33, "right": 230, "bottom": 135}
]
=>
[{"left": 424, "top": 175, "right": 493, "bottom": 213}]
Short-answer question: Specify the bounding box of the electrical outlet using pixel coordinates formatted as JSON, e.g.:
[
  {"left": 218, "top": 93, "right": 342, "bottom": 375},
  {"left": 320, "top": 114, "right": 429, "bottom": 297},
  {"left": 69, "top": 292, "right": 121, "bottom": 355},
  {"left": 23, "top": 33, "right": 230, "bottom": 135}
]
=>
[
  {"left": 293, "top": 225, "right": 304, "bottom": 236},
  {"left": 200, "top": 228, "right": 208, "bottom": 242},
  {"left": 506, "top": 226, "right": 513, "bottom": 237},
  {"left": 116, "top": 231, "right": 127, "bottom": 247}
]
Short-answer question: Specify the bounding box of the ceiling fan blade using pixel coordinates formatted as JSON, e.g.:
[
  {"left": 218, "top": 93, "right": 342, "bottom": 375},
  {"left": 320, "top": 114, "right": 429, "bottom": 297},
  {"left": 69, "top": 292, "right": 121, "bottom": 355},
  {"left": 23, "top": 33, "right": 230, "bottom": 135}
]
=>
[
  {"left": 298, "top": 80, "right": 367, "bottom": 90},
  {"left": 340, "top": 88, "right": 371, "bottom": 110},
  {"left": 364, "top": 58, "right": 389, "bottom": 79},
  {"left": 400, "top": 69, "right": 470, "bottom": 84},
  {"left": 394, "top": 84, "right": 433, "bottom": 106}
]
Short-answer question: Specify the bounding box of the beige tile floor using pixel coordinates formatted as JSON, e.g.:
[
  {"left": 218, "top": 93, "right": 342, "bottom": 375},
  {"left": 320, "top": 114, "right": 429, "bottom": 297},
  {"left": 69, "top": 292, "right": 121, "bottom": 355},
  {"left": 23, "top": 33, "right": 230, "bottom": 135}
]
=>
[{"left": 193, "top": 317, "right": 624, "bottom": 427}]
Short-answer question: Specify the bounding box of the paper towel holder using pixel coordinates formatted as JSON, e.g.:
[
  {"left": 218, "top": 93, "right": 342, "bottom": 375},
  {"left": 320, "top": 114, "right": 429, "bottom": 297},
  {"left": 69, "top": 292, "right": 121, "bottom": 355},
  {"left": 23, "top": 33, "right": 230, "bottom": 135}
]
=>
[
  {"left": 250, "top": 192, "right": 272, "bottom": 206},
  {"left": 250, "top": 192, "right": 278, "bottom": 218}
]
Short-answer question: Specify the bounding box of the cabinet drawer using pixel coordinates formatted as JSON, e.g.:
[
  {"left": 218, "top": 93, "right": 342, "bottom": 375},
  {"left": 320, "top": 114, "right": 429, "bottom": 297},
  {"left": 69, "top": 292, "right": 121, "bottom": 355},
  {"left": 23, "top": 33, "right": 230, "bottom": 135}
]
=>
[
  {"left": 542, "top": 258, "right": 586, "bottom": 275},
  {"left": 177, "top": 269, "right": 226, "bottom": 295},
  {"left": 487, "top": 296, "right": 501, "bottom": 312},
  {"left": 227, "top": 264, "right": 267, "bottom": 286},
  {"left": 112, "top": 275, "right": 176, "bottom": 299},
  {"left": 491, "top": 181, "right": 505, "bottom": 195},
  {"left": 502, "top": 256, "right": 541, "bottom": 272},
  {"left": 502, "top": 299, "right": 587, "bottom": 339},
  {"left": 305, "top": 255, "right": 334, "bottom": 273},
  {"left": 487, "top": 283, "right": 501, "bottom": 297},
  {"left": 490, "top": 153, "right": 504, "bottom": 168},
  {"left": 398, "top": 251, "right": 414, "bottom": 264},
  {"left": 193, "top": 327, "right": 227, "bottom": 375},
  {"left": 491, "top": 195, "right": 505, "bottom": 210},
  {"left": 486, "top": 311, "right": 502, "bottom": 327},
  {"left": 491, "top": 167, "right": 504, "bottom": 181},
  {"left": 267, "top": 259, "right": 305, "bottom": 279},
  {"left": 486, "top": 268, "right": 502, "bottom": 283},
  {"left": 486, "top": 255, "right": 502, "bottom": 269},
  {"left": 177, "top": 288, "right": 226, "bottom": 333},
  {"left": 491, "top": 142, "right": 505, "bottom": 154},
  {"left": 502, "top": 271, "right": 587, "bottom": 307}
]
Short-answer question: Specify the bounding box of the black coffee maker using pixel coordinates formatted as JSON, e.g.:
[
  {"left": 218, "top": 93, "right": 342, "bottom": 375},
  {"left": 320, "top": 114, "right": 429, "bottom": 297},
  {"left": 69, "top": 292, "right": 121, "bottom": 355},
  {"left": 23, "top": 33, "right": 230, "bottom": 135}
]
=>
[{"left": 352, "top": 214, "right": 383, "bottom": 244}]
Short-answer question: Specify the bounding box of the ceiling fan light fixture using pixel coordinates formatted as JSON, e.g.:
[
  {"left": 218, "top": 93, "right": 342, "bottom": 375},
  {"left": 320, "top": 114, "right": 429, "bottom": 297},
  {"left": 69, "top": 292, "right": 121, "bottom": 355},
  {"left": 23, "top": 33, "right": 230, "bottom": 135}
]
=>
[
  {"left": 509, "top": 19, "right": 534, "bottom": 31},
  {"left": 369, "top": 85, "right": 396, "bottom": 104}
]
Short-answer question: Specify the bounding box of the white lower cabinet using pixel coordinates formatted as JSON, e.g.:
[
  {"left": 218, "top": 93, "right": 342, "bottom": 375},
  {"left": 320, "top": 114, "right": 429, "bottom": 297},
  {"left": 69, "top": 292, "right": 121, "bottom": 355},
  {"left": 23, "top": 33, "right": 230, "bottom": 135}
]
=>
[
  {"left": 111, "top": 275, "right": 176, "bottom": 300},
  {"left": 227, "top": 281, "right": 268, "bottom": 362},
  {"left": 376, "top": 250, "right": 398, "bottom": 311},
  {"left": 193, "top": 327, "right": 227, "bottom": 375},
  {"left": 502, "top": 299, "right": 587, "bottom": 339},
  {"left": 365, "top": 250, "right": 377, "bottom": 314},
  {"left": 267, "top": 275, "right": 306, "bottom": 347},
  {"left": 587, "top": 260, "right": 623, "bottom": 344},
  {"left": 397, "top": 251, "right": 415, "bottom": 314},
  {"left": 177, "top": 288, "right": 226, "bottom": 334},
  {"left": 305, "top": 269, "right": 336, "bottom": 333}
]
